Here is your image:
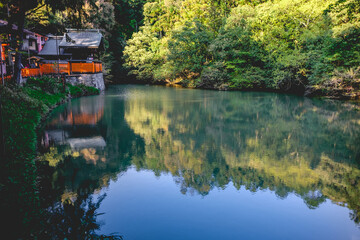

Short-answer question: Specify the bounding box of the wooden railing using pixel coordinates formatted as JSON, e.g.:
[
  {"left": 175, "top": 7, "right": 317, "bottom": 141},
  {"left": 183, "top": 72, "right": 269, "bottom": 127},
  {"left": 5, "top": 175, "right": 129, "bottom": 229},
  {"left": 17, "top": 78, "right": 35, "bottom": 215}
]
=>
[
  {"left": 20, "top": 68, "right": 41, "bottom": 77},
  {"left": 21, "top": 61, "right": 102, "bottom": 78},
  {"left": 40, "top": 63, "right": 69, "bottom": 75}
]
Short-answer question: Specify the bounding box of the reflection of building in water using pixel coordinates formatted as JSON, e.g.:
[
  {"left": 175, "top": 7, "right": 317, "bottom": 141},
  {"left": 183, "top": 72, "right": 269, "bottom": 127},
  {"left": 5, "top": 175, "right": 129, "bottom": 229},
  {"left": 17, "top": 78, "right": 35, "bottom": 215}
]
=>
[
  {"left": 49, "top": 105, "right": 104, "bottom": 126},
  {"left": 42, "top": 97, "right": 107, "bottom": 165},
  {"left": 49, "top": 97, "right": 104, "bottom": 126},
  {"left": 67, "top": 137, "right": 106, "bottom": 149}
]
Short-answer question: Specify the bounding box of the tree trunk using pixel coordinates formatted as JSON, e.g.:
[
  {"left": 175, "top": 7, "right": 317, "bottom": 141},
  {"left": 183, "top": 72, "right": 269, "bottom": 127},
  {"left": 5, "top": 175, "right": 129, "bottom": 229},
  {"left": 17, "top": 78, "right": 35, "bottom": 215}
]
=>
[
  {"left": 13, "top": 8, "right": 26, "bottom": 85},
  {"left": 0, "top": 93, "right": 5, "bottom": 161}
]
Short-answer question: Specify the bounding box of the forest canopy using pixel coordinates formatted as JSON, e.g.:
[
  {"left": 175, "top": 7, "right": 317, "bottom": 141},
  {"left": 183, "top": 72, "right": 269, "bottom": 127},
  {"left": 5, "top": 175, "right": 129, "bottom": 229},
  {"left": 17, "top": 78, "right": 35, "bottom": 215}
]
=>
[{"left": 123, "top": 0, "right": 360, "bottom": 96}]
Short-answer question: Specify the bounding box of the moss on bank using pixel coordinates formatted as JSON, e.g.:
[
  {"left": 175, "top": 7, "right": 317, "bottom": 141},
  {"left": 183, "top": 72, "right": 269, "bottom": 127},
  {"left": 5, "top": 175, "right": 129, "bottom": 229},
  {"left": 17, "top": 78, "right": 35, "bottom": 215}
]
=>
[{"left": 0, "top": 77, "right": 99, "bottom": 239}]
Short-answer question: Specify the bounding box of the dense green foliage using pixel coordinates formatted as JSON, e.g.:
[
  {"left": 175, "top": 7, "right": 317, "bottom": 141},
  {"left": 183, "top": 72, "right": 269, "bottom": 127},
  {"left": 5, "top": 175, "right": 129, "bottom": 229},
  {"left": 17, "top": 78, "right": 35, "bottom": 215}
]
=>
[
  {"left": 0, "top": 77, "right": 99, "bottom": 238},
  {"left": 123, "top": 0, "right": 360, "bottom": 97}
]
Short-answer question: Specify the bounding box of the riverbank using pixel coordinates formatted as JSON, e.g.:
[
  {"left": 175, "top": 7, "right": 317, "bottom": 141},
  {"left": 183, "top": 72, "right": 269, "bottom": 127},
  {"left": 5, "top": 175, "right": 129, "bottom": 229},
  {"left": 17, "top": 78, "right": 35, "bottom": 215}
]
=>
[
  {"left": 198, "top": 72, "right": 360, "bottom": 100},
  {"left": 0, "top": 77, "right": 100, "bottom": 239},
  {"left": 121, "top": 72, "right": 360, "bottom": 101}
]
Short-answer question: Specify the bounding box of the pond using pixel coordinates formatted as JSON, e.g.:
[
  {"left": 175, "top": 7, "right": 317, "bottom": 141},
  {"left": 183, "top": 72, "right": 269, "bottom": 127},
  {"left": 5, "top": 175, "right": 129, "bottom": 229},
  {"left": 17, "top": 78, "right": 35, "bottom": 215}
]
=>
[{"left": 40, "top": 84, "right": 360, "bottom": 239}]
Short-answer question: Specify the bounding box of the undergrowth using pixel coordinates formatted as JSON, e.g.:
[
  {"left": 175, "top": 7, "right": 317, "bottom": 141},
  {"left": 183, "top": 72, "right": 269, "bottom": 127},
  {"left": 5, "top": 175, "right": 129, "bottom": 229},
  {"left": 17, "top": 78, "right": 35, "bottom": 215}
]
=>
[{"left": 0, "top": 76, "right": 100, "bottom": 238}]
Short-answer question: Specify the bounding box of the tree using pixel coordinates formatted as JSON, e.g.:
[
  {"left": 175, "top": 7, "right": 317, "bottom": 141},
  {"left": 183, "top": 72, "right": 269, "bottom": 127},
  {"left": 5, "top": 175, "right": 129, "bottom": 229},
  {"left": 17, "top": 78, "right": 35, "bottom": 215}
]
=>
[
  {"left": 123, "top": 25, "right": 162, "bottom": 81},
  {"left": 167, "top": 21, "right": 213, "bottom": 79},
  {"left": 1, "top": 0, "right": 90, "bottom": 84}
]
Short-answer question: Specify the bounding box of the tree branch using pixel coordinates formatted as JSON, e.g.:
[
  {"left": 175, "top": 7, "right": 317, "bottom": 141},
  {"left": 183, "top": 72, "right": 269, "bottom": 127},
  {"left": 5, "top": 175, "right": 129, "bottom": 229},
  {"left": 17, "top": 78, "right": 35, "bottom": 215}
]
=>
[{"left": 25, "top": 3, "right": 46, "bottom": 16}]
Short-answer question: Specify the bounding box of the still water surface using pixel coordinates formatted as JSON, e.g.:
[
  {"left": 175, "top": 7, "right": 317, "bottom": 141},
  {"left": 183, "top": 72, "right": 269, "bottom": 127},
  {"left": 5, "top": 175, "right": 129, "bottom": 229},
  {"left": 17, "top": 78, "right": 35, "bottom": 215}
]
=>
[{"left": 41, "top": 85, "right": 360, "bottom": 239}]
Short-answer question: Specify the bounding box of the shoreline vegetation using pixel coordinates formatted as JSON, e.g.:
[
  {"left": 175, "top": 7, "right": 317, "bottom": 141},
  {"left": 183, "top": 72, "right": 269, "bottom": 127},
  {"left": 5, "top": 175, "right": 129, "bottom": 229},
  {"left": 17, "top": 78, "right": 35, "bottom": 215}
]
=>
[
  {"left": 0, "top": 77, "right": 103, "bottom": 239},
  {"left": 122, "top": 0, "right": 360, "bottom": 100}
]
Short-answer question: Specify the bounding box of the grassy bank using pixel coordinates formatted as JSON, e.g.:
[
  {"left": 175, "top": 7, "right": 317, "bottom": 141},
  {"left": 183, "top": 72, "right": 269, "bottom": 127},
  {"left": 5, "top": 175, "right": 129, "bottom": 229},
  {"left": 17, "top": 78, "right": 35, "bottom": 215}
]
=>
[{"left": 0, "top": 77, "right": 99, "bottom": 239}]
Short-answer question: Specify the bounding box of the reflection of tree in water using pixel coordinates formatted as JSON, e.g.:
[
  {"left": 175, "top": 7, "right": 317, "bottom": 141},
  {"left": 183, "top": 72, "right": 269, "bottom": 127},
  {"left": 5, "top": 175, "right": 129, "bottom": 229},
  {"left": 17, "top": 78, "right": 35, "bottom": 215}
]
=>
[
  {"left": 123, "top": 87, "right": 360, "bottom": 225},
  {"left": 40, "top": 86, "right": 360, "bottom": 227},
  {"left": 38, "top": 93, "right": 144, "bottom": 238},
  {"left": 42, "top": 184, "right": 122, "bottom": 239},
  {"left": 40, "top": 93, "right": 144, "bottom": 193}
]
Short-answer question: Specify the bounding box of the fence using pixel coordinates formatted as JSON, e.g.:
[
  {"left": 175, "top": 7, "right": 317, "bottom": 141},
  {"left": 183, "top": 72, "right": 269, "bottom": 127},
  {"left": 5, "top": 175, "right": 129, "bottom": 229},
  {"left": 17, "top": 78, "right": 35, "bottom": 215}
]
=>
[
  {"left": 20, "top": 68, "right": 41, "bottom": 77},
  {"left": 20, "top": 61, "right": 102, "bottom": 78}
]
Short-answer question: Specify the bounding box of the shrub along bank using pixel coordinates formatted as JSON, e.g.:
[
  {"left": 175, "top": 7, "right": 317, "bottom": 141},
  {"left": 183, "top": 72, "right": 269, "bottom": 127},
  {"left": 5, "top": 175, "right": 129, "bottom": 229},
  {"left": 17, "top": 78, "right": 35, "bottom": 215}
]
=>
[{"left": 0, "top": 77, "right": 99, "bottom": 239}]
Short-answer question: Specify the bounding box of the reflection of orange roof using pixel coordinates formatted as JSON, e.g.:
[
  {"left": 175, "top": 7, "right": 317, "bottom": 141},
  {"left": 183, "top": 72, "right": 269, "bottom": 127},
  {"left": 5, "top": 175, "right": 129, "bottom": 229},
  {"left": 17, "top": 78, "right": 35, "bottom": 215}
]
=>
[{"left": 50, "top": 108, "right": 104, "bottom": 126}]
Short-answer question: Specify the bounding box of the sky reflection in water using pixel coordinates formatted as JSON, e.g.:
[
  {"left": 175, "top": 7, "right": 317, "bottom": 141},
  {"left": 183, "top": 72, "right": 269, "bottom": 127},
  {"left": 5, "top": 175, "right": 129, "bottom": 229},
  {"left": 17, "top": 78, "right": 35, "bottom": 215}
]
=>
[{"left": 41, "top": 85, "right": 360, "bottom": 240}]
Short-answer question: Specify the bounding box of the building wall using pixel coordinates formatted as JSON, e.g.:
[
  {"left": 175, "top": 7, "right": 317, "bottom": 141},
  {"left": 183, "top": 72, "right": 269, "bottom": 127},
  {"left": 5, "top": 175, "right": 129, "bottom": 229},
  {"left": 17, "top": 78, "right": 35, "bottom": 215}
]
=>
[
  {"left": 1, "top": 62, "right": 6, "bottom": 75},
  {"left": 66, "top": 73, "right": 105, "bottom": 91},
  {"left": 28, "top": 39, "right": 37, "bottom": 51},
  {"left": 36, "top": 35, "right": 47, "bottom": 52},
  {"left": 21, "top": 39, "right": 29, "bottom": 51},
  {"left": 37, "top": 35, "right": 42, "bottom": 52},
  {"left": 21, "top": 38, "right": 38, "bottom": 52}
]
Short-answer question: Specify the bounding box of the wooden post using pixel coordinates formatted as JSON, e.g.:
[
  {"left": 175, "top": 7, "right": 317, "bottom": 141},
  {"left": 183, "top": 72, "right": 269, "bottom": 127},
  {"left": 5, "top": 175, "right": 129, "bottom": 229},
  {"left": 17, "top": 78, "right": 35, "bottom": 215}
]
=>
[
  {"left": 68, "top": 61, "right": 70, "bottom": 75},
  {"left": 92, "top": 62, "right": 95, "bottom": 73}
]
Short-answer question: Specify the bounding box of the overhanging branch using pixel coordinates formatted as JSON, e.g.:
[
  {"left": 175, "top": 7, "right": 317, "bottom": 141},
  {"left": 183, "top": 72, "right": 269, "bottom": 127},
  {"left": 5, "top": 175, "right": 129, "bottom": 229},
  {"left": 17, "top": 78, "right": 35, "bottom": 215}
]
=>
[{"left": 25, "top": 3, "right": 46, "bottom": 16}]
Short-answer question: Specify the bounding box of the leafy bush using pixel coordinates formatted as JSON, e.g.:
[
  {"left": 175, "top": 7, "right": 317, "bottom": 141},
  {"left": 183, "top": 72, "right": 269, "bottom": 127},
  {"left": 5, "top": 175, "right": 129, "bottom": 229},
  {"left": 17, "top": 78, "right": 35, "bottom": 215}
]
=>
[
  {"left": 198, "top": 62, "right": 229, "bottom": 89},
  {"left": 323, "top": 67, "right": 360, "bottom": 95},
  {"left": 326, "top": 27, "right": 360, "bottom": 68},
  {"left": 167, "top": 21, "right": 213, "bottom": 79},
  {"left": 123, "top": 25, "right": 163, "bottom": 81},
  {"left": 26, "top": 76, "right": 64, "bottom": 94},
  {"left": 228, "top": 67, "right": 269, "bottom": 90},
  {"left": 68, "top": 84, "right": 100, "bottom": 98}
]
